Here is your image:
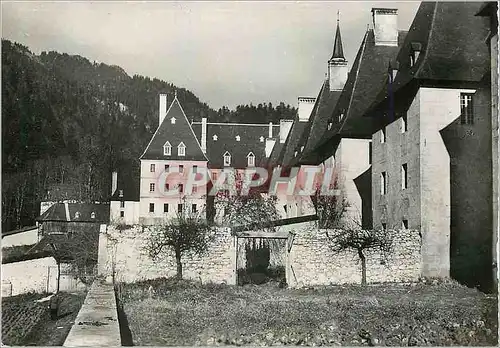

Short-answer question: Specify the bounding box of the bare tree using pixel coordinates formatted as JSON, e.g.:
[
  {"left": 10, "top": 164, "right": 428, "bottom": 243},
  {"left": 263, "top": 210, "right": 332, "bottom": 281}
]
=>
[
  {"left": 144, "top": 211, "right": 215, "bottom": 279},
  {"left": 326, "top": 228, "right": 393, "bottom": 285}
]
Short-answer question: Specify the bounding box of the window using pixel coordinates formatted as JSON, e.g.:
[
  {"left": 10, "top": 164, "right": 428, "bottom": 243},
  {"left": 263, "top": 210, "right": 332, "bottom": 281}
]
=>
[
  {"left": 212, "top": 172, "right": 218, "bottom": 181},
  {"left": 402, "top": 114, "right": 408, "bottom": 133},
  {"left": 382, "top": 223, "right": 387, "bottom": 231},
  {"left": 178, "top": 204, "right": 183, "bottom": 214},
  {"left": 163, "top": 141, "right": 172, "bottom": 156},
  {"left": 179, "top": 184, "right": 184, "bottom": 193},
  {"left": 170, "top": 117, "right": 176, "bottom": 124},
  {"left": 119, "top": 190, "right": 124, "bottom": 198},
  {"left": 192, "top": 204, "right": 197, "bottom": 213},
  {"left": 150, "top": 183, "right": 155, "bottom": 192},
  {"left": 193, "top": 185, "right": 198, "bottom": 194},
  {"left": 223, "top": 151, "right": 231, "bottom": 166},
  {"left": 381, "top": 127, "right": 386, "bottom": 143},
  {"left": 179, "top": 165, "right": 184, "bottom": 174},
  {"left": 328, "top": 122, "right": 332, "bottom": 130},
  {"left": 402, "top": 219, "right": 409, "bottom": 229},
  {"left": 178, "top": 142, "right": 186, "bottom": 156},
  {"left": 120, "top": 211, "right": 124, "bottom": 218},
  {"left": 164, "top": 203, "right": 169, "bottom": 213},
  {"left": 193, "top": 165, "right": 198, "bottom": 174},
  {"left": 149, "top": 203, "right": 154, "bottom": 213},
  {"left": 460, "top": 93, "right": 474, "bottom": 124},
  {"left": 165, "top": 183, "right": 170, "bottom": 191},
  {"left": 283, "top": 205, "right": 288, "bottom": 214},
  {"left": 381, "top": 172, "right": 387, "bottom": 195},
  {"left": 235, "top": 135, "right": 241, "bottom": 141},
  {"left": 150, "top": 164, "right": 155, "bottom": 172},
  {"left": 259, "top": 136, "right": 264, "bottom": 142},
  {"left": 91, "top": 212, "right": 96, "bottom": 219},
  {"left": 247, "top": 152, "right": 255, "bottom": 167},
  {"left": 369, "top": 142, "right": 372, "bottom": 165},
  {"left": 402, "top": 163, "right": 408, "bottom": 190},
  {"left": 120, "top": 201, "right": 125, "bottom": 208},
  {"left": 213, "top": 134, "right": 218, "bottom": 141},
  {"left": 165, "top": 164, "right": 170, "bottom": 172}
]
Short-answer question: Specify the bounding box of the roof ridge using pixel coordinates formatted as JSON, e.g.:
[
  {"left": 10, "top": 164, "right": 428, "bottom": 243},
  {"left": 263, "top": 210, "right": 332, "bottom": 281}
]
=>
[
  {"left": 174, "top": 96, "right": 209, "bottom": 161},
  {"left": 415, "top": 2, "right": 438, "bottom": 78},
  {"left": 339, "top": 30, "right": 370, "bottom": 134},
  {"left": 139, "top": 96, "right": 178, "bottom": 159}
]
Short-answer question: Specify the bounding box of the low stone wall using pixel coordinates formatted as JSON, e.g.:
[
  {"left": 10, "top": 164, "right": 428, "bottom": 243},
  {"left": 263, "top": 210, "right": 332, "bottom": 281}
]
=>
[
  {"left": 287, "top": 222, "right": 422, "bottom": 287},
  {"left": 1, "top": 257, "right": 58, "bottom": 295},
  {"left": 99, "top": 226, "right": 236, "bottom": 285}
]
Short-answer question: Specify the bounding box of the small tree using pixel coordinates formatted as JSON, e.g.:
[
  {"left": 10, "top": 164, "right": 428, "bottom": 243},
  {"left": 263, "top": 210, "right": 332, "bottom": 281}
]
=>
[
  {"left": 145, "top": 212, "right": 214, "bottom": 279},
  {"left": 326, "top": 228, "right": 393, "bottom": 285}
]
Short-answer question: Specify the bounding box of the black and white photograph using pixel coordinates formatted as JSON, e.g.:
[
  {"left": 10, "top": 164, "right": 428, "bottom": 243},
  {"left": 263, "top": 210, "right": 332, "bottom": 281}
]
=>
[{"left": 1, "top": 1, "right": 498, "bottom": 346}]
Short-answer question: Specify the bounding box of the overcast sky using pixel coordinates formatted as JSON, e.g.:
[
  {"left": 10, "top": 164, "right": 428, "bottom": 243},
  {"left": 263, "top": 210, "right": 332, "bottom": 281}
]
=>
[{"left": 2, "top": 1, "right": 420, "bottom": 110}]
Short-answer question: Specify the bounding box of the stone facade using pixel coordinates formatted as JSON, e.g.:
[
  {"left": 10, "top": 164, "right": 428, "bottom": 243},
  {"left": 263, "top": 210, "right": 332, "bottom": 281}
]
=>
[
  {"left": 99, "top": 225, "right": 236, "bottom": 285},
  {"left": 99, "top": 220, "right": 422, "bottom": 287}
]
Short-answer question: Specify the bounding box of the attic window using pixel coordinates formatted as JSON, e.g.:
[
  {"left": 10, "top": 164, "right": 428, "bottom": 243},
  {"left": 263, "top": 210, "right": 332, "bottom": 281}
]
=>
[
  {"left": 163, "top": 141, "right": 172, "bottom": 156},
  {"left": 259, "top": 136, "right": 264, "bottom": 142},
  {"left": 300, "top": 146, "right": 304, "bottom": 152},
  {"left": 170, "top": 117, "right": 176, "bottom": 124},
  {"left": 328, "top": 122, "right": 332, "bottom": 130},
  {"left": 410, "top": 42, "right": 422, "bottom": 67},
  {"left": 178, "top": 142, "right": 186, "bottom": 156},
  {"left": 119, "top": 190, "right": 124, "bottom": 198},
  {"left": 213, "top": 134, "right": 218, "bottom": 141},
  {"left": 294, "top": 151, "right": 298, "bottom": 157},
  {"left": 91, "top": 212, "right": 96, "bottom": 219},
  {"left": 235, "top": 135, "right": 241, "bottom": 141},
  {"left": 223, "top": 151, "right": 231, "bottom": 166},
  {"left": 247, "top": 152, "right": 255, "bottom": 167},
  {"left": 75, "top": 212, "right": 80, "bottom": 219}
]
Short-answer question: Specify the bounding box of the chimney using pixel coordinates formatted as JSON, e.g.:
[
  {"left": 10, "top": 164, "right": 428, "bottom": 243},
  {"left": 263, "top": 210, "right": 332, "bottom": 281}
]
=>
[
  {"left": 265, "top": 138, "right": 276, "bottom": 158},
  {"left": 268, "top": 122, "right": 273, "bottom": 138},
  {"left": 64, "top": 202, "right": 71, "bottom": 222},
  {"left": 372, "top": 8, "right": 398, "bottom": 46},
  {"left": 201, "top": 118, "right": 207, "bottom": 153},
  {"left": 298, "top": 97, "right": 316, "bottom": 122},
  {"left": 159, "top": 94, "right": 168, "bottom": 126},
  {"left": 111, "top": 171, "right": 118, "bottom": 195},
  {"left": 279, "top": 119, "right": 294, "bottom": 143}
]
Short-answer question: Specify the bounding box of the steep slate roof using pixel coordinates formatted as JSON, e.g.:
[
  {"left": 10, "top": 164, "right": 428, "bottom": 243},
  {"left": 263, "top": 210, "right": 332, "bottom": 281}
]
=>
[
  {"left": 191, "top": 122, "right": 280, "bottom": 169},
  {"left": 266, "top": 140, "right": 285, "bottom": 168},
  {"left": 141, "top": 96, "right": 208, "bottom": 161},
  {"left": 277, "top": 116, "right": 309, "bottom": 168},
  {"left": 293, "top": 79, "right": 342, "bottom": 166},
  {"left": 368, "top": 2, "right": 490, "bottom": 129},
  {"left": 36, "top": 203, "right": 110, "bottom": 223},
  {"left": 331, "top": 20, "right": 345, "bottom": 60},
  {"left": 300, "top": 28, "right": 408, "bottom": 164}
]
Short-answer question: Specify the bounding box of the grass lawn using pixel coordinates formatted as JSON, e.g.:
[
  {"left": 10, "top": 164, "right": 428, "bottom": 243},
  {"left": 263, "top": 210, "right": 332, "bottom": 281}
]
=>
[
  {"left": 2, "top": 291, "right": 87, "bottom": 346},
  {"left": 118, "top": 278, "right": 498, "bottom": 346}
]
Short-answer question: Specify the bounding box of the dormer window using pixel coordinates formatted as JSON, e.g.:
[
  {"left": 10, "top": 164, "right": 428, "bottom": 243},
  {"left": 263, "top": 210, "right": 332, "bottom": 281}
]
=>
[
  {"left": 178, "top": 142, "right": 186, "bottom": 156},
  {"left": 300, "top": 146, "right": 304, "bottom": 152},
  {"left": 170, "top": 117, "right": 176, "bottom": 124},
  {"left": 223, "top": 151, "right": 231, "bottom": 166},
  {"left": 74, "top": 212, "right": 80, "bottom": 219},
  {"left": 91, "top": 212, "right": 96, "bottom": 219},
  {"left": 119, "top": 190, "right": 124, "bottom": 198},
  {"left": 388, "top": 61, "right": 399, "bottom": 82},
  {"left": 294, "top": 151, "right": 298, "bottom": 157},
  {"left": 213, "top": 134, "right": 218, "bottom": 141},
  {"left": 410, "top": 42, "right": 422, "bottom": 67},
  {"left": 328, "top": 122, "right": 332, "bottom": 130},
  {"left": 247, "top": 152, "right": 255, "bottom": 167},
  {"left": 235, "top": 135, "right": 240, "bottom": 141},
  {"left": 163, "top": 141, "right": 172, "bottom": 156},
  {"left": 259, "top": 136, "right": 264, "bottom": 142}
]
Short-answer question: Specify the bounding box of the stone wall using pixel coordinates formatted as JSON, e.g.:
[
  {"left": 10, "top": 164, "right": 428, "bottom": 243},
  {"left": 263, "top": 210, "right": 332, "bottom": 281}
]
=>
[
  {"left": 287, "top": 222, "right": 421, "bottom": 287},
  {"left": 99, "top": 225, "right": 236, "bottom": 285},
  {"left": 1, "top": 257, "right": 58, "bottom": 295}
]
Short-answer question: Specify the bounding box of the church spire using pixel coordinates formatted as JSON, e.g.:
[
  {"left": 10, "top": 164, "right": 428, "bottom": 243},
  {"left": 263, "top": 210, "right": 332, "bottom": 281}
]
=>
[{"left": 330, "top": 11, "right": 345, "bottom": 61}]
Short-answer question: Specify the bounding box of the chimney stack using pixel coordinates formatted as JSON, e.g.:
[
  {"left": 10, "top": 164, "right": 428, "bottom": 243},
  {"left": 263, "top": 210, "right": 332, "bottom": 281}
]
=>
[
  {"left": 111, "top": 171, "right": 118, "bottom": 195},
  {"left": 201, "top": 118, "right": 207, "bottom": 154},
  {"left": 159, "top": 94, "right": 168, "bottom": 126},
  {"left": 268, "top": 122, "right": 273, "bottom": 138},
  {"left": 298, "top": 97, "right": 316, "bottom": 122},
  {"left": 372, "top": 8, "right": 398, "bottom": 46},
  {"left": 279, "top": 119, "right": 294, "bottom": 144}
]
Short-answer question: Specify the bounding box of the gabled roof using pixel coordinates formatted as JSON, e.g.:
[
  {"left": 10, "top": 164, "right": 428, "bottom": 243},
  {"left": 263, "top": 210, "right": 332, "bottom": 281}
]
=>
[
  {"left": 141, "top": 96, "right": 208, "bottom": 161},
  {"left": 294, "top": 79, "right": 342, "bottom": 165},
  {"left": 369, "top": 2, "right": 490, "bottom": 127},
  {"left": 191, "top": 122, "right": 280, "bottom": 169},
  {"left": 300, "top": 28, "right": 408, "bottom": 164},
  {"left": 36, "top": 203, "right": 110, "bottom": 223},
  {"left": 276, "top": 116, "right": 309, "bottom": 168}
]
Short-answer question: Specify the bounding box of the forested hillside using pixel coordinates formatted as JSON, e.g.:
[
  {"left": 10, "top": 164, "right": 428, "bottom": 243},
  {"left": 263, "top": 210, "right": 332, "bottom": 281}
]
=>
[{"left": 1, "top": 39, "right": 297, "bottom": 230}]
